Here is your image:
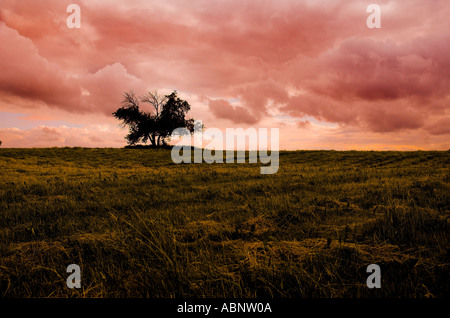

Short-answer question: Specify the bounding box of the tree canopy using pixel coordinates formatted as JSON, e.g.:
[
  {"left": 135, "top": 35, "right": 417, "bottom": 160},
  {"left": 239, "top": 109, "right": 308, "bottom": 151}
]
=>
[{"left": 113, "top": 90, "right": 196, "bottom": 147}]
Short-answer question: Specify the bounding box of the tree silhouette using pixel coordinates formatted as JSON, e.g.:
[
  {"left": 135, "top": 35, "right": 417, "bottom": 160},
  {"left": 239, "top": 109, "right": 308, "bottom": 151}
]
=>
[{"left": 113, "top": 90, "right": 197, "bottom": 147}]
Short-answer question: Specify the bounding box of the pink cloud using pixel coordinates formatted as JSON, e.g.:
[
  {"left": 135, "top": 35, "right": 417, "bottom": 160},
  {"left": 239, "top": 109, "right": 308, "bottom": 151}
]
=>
[
  {"left": 208, "top": 99, "right": 258, "bottom": 125},
  {"left": 0, "top": 0, "right": 448, "bottom": 149},
  {"left": 0, "top": 22, "right": 147, "bottom": 117},
  {"left": 424, "top": 117, "right": 450, "bottom": 136},
  {"left": 0, "top": 22, "right": 82, "bottom": 111}
]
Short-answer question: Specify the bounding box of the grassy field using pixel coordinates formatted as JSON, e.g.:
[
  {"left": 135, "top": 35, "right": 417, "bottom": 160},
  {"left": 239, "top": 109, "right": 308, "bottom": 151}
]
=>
[{"left": 0, "top": 148, "right": 448, "bottom": 298}]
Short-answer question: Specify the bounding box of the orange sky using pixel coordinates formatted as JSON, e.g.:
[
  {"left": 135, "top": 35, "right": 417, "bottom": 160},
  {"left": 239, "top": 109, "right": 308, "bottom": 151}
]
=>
[{"left": 0, "top": 0, "right": 449, "bottom": 150}]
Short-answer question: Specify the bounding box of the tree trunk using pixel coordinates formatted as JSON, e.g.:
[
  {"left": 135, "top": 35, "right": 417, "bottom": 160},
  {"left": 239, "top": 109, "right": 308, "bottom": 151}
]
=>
[{"left": 149, "top": 135, "right": 156, "bottom": 147}]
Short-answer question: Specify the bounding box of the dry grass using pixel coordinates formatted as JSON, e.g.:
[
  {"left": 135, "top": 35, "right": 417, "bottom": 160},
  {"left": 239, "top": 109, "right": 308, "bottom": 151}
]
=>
[{"left": 0, "top": 148, "right": 448, "bottom": 298}]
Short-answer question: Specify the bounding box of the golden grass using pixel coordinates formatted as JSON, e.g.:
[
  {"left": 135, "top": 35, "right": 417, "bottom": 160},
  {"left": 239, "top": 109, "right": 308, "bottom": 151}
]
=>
[{"left": 0, "top": 148, "right": 448, "bottom": 297}]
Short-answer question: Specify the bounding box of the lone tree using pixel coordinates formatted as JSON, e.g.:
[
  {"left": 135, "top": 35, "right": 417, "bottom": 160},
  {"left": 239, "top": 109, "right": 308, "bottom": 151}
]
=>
[{"left": 113, "top": 90, "right": 197, "bottom": 147}]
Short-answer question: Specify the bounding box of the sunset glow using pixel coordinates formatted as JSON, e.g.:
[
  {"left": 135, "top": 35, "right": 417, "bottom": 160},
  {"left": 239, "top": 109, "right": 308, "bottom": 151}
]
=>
[{"left": 0, "top": 0, "right": 449, "bottom": 149}]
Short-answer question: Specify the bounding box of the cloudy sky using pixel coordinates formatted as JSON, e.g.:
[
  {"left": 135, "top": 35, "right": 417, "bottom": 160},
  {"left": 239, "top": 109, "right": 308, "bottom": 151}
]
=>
[{"left": 0, "top": 0, "right": 449, "bottom": 149}]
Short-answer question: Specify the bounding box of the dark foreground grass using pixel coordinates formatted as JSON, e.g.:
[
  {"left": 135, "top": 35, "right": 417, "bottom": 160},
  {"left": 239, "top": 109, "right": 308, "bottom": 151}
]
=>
[{"left": 0, "top": 148, "right": 448, "bottom": 297}]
